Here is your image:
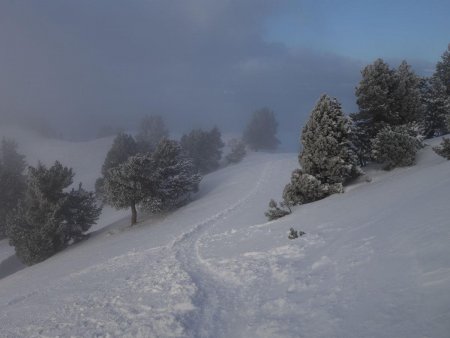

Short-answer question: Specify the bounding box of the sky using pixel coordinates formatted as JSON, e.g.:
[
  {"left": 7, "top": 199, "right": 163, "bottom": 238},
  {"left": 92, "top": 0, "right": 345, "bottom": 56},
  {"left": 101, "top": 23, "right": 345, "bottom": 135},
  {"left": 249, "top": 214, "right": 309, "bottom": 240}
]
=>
[{"left": 0, "top": 0, "right": 449, "bottom": 140}]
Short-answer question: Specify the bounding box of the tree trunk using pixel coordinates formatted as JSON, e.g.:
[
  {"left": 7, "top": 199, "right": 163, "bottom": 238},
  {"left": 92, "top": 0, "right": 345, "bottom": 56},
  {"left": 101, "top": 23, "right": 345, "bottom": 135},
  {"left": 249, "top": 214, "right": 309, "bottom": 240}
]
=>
[{"left": 130, "top": 202, "right": 137, "bottom": 225}]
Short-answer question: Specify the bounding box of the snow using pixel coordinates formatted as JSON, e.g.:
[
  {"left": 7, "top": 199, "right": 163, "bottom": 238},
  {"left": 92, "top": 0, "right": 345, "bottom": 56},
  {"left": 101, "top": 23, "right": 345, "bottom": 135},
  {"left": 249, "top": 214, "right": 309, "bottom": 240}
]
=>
[{"left": 0, "top": 127, "right": 449, "bottom": 337}]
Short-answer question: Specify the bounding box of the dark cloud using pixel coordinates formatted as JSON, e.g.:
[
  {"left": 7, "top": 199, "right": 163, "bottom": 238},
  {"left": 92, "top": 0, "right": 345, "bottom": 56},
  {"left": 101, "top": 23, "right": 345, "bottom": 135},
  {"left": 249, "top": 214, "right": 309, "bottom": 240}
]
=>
[{"left": 0, "top": 1, "right": 432, "bottom": 142}]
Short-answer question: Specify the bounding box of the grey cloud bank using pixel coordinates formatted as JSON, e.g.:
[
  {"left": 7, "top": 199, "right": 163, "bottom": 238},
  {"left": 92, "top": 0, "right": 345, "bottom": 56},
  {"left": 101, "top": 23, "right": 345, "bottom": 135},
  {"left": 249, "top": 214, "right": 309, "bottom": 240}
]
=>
[{"left": 0, "top": 1, "right": 432, "bottom": 141}]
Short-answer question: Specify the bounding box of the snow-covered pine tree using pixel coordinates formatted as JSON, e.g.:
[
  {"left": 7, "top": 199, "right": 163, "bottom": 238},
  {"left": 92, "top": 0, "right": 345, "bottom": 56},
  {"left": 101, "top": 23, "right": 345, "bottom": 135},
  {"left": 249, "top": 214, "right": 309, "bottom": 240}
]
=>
[
  {"left": 0, "top": 139, "right": 26, "bottom": 238},
  {"left": 299, "top": 94, "right": 360, "bottom": 185},
  {"left": 243, "top": 107, "right": 279, "bottom": 151},
  {"left": 62, "top": 183, "right": 102, "bottom": 242},
  {"left": 96, "top": 132, "right": 138, "bottom": 199},
  {"left": 355, "top": 58, "right": 397, "bottom": 137},
  {"left": 136, "top": 115, "right": 169, "bottom": 153},
  {"left": 104, "top": 139, "right": 201, "bottom": 225},
  {"left": 180, "top": 127, "right": 224, "bottom": 174},
  {"left": 435, "top": 44, "right": 450, "bottom": 96},
  {"left": 145, "top": 139, "right": 201, "bottom": 213},
  {"left": 226, "top": 138, "right": 247, "bottom": 164},
  {"left": 393, "top": 60, "right": 422, "bottom": 124},
  {"left": 371, "top": 125, "right": 420, "bottom": 170},
  {"left": 104, "top": 154, "right": 156, "bottom": 225},
  {"left": 419, "top": 76, "right": 450, "bottom": 138},
  {"left": 6, "top": 161, "right": 101, "bottom": 265}
]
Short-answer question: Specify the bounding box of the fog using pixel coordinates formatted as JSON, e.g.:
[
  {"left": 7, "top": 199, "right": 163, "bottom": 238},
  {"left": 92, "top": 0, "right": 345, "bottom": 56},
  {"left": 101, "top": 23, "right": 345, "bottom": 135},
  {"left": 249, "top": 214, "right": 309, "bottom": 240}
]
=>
[{"left": 0, "top": 1, "right": 436, "bottom": 140}]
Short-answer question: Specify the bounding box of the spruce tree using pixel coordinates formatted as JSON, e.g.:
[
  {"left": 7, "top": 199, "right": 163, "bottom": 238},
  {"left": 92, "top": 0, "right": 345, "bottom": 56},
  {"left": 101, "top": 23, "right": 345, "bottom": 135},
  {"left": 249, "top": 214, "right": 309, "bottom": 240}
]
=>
[
  {"left": 433, "top": 137, "right": 450, "bottom": 160},
  {"left": 299, "top": 95, "right": 360, "bottom": 184},
  {"left": 243, "top": 108, "right": 279, "bottom": 151}
]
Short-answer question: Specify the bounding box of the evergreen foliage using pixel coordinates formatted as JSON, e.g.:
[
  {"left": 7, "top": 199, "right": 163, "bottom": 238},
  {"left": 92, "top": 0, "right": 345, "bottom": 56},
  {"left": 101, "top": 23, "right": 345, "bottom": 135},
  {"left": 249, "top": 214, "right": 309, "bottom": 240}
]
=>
[
  {"left": 419, "top": 76, "right": 450, "bottom": 138},
  {"left": 101, "top": 133, "right": 138, "bottom": 177},
  {"left": 0, "top": 139, "right": 27, "bottom": 238},
  {"left": 136, "top": 115, "right": 169, "bottom": 153},
  {"left": 282, "top": 169, "right": 343, "bottom": 207},
  {"left": 433, "top": 137, "right": 450, "bottom": 160},
  {"left": 104, "top": 139, "right": 201, "bottom": 225},
  {"left": 264, "top": 199, "right": 291, "bottom": 221},
  {"left": 180, "top": 127, "right": 224, "bottom": 174},
  {"left": 6, "top": 162, "right": 101, "bottom": 265},
  {"left": 243, "top": 108, "right": 279, "bottom": 151},
  {"left": 146, "top": 139, "right": 201, "bottom": 213},
  {"left": 354, "top": 59, "right": 422, "bottom": 140},
  {"left": 96, "top": 132, "right": 138, "bottom": 199},
  {"left": 349, "top": 115, "right": 372, "bottom": 167},
  {"left": 355, "top": 58, "right": 397, "bottom": 137},
  {"left": 226, "top": 139, "right": 247, "bottom": 164},
  {"left": 393, "top": 61, "right": 422, "bottom": 124},
  {"left": 299, "top": 95, "right": 360, "bottom": 184},
  {"left": 435, "top": 44, "right": 450, "bottom": 96},
  {"left": 371, "top": 125, "right": 420, "bottom": 170}
]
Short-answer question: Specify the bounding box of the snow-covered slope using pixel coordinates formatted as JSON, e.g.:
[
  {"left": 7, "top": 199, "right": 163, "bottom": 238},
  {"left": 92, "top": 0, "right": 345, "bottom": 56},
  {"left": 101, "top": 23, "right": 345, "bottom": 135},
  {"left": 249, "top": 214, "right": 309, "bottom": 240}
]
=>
[{"left": 0, "top": 129, "right": 449, "bottom": 337}]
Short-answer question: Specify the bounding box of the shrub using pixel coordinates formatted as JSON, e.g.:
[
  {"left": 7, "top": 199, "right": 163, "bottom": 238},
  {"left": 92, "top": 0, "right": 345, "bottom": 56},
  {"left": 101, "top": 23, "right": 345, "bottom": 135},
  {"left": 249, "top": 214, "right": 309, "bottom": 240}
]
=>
[
  {"left": 372, "top": 125, "right": 421, "bottom": 170},
  {"left": 282, "top": 169, "right": 343, "bottom": 206},
  {"left": 433, "top": 137, "right": 450, "bottom": 159}
]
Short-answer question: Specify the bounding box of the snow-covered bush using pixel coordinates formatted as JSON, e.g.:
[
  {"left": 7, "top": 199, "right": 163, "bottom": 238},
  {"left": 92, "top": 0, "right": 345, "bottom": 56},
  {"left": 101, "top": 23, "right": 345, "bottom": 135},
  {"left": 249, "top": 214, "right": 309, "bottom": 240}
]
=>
[
  {"left": 6, "top": 162, "right": 101, "bottom": 265},
  {"left": 300, "top": 95, "right": 361, "bottom": 184},
  {"left": 371, "top": 125, "right": 420, "bottom": 170},
  {"left": 282, "top": 169, "right": 343, "bottom": 206},
  {"left": 226, "top": 139, "right": 246, "bottom": 164},
  {"left": 433, "top": 138, "right": 450, "bottom": 159},
  {"left": 265, "top": 199, "right": 291, "bottom": 221}
]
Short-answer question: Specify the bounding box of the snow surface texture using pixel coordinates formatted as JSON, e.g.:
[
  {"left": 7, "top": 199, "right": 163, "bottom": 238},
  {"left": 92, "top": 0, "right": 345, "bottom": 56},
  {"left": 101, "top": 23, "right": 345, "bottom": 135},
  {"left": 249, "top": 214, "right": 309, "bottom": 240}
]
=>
[{"left": 0, "top": 128, "right": 449, "bottom": 337}]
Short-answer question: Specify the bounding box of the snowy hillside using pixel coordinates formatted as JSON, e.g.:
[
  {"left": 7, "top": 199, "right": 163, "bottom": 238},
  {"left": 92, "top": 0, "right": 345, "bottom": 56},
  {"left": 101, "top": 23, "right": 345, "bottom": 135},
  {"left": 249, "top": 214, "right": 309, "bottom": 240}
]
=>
[{"left": 0, "top": 129, "right": 449, "bottom": 337}]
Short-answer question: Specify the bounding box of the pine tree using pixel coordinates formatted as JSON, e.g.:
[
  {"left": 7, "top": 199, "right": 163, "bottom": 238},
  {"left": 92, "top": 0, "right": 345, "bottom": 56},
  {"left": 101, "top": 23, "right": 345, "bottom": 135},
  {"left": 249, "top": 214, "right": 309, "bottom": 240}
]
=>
[
  {"left": 0, "top": 139, "right": 27, "bottom": 238},
  {"left": 435, "top": 44, "right": 450, "bottom": 96},
  {"left": 96, "top": 132, "right": 138, "bottom": 199},
  {"left": 104, "top": 140, "right": 201, "bottom": 225},
  {"left": 355, "top": 58, "right": 397, "bottom": 137},
  {"left": 101, "top": 133, "right": 138, "bottom": 177},
  {"left": 6, "top": 161, "right": 101, "bottom": 265},
  {"left": 393, "top": 60, "right": 422, "bottom": 124},
  {"left": 300, "top": 95, "right": 360, "bottom": 184},
  {"left": 136, "top": 115, "right": 169, "bottom": 153},
  {"left": 104, "top": 154, "right": 156, "bottom": 225},
  {"left": 420, "top": 76, "right": 450, "bottom": 138},
  {"left": 62, "top": 183, "right": 102, "bottom": 242},
  {"left": 145, "top": 139, "right": 201, "bottom": 213},
  {"left": 180, "top": 127, "right": 224, "bottom": 174},
  {"left": 243, "top": 108, "right": 279, "bottom": 151}
]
